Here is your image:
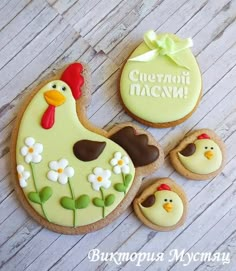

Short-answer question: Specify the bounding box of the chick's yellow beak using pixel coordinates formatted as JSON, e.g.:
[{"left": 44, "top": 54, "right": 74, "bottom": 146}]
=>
[
  {"left": 204, "top": 150, "right": 214, "bottom": 160},
  {"left": 163, "top": 202, "right": 173, "bottom": 213},
  {"left": 44, "top": 90, "right": 66, "bottom": 106}
]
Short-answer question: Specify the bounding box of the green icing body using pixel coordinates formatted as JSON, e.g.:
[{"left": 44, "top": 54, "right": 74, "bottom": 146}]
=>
[{"left": 16, "top": 80, "right": 135, "bottom": 227}]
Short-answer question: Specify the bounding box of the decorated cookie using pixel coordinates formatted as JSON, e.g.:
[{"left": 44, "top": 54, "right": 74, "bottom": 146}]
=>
[
  {"left": 170, "top": 129, "right": 226, "bottom": 180},
  {"left": 120, "top": 30, "right": 202, "bottom": 127},
  {"left": 11, "top": 63, "right": 164, "bottom": 234},
  {"left": 133, "top": 178, "right": 188, "bottom": 231}
]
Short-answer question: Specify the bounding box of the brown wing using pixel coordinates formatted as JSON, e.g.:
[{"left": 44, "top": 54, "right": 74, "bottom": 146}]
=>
[{"left": 73, "top": 140, "right": 106, "bottom": 161}]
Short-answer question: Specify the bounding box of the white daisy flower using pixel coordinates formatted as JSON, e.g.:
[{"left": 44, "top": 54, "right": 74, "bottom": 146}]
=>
[
  {"left": 88, "top": 167, "right": 111, "bottom": 191},
  {"left": 47, "top": 159, "right": 74, "bottom": 185},
  {"left": 20, "top": 137, "right": 43, "bottom": 164},
  {"left": 110, "top": 152, "right": 130, "bottom": 174},
  {"left": 17, "top": 165, "right": 30, "bottom": 188}
]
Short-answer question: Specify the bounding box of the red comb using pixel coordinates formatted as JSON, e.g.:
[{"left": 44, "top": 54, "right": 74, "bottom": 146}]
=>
[
  {"left": 157, "top": 184, "right": 171, "bottom": 191},
  {"left": 197, "top": 133, "right": 210, "bottom": 140},
  {"left": 61, "top": 63, "right": 84, "bottom": 100}
]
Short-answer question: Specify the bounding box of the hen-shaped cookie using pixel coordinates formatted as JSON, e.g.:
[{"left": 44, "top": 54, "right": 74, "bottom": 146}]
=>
[{"left": 11, "top": 63, "right": 164, "bottom": 234}]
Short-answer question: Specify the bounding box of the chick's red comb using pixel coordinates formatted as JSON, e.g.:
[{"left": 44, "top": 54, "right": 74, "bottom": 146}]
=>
[
  {"left": 197, "top": 133, "right": 210, "bottom": 140},
  {"left": 61, "top": 63, "right": 84, "bottom": 100},
  {"left": 157, "top": 184, "right": 171, "bottom": 191}
]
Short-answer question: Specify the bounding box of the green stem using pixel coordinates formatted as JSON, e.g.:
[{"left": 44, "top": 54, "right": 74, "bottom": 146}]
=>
[
  {"left": 100, "top": 187, "right": 105, "bottom": 218},
  {"left": 30, "top": 162, "right": 38, "bottom": 192},
  {"left": 68, "top": 179, "right": 77, "bottom": 227},
  {"left": 41, "top": 204, "right": 50, "bottom": 222},
  {"left": 122, "top": 173, "right": 126, "bottom": 195},
  {"left": 30, "top": 162, "right": 50, "bottom": 222}
]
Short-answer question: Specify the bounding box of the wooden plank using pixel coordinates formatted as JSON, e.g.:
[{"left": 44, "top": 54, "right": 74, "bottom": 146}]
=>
[
  {"left": 84, "top": 0, "right": 160, "bottom": 48},
  {"left": 107, "top": 0, "right": 234, "bottom": 65},
  {"left": 0, "top": 0, "right": 31, "bottom": 31},
  {"left": 0, "top": 3, "right": 58, "bottom": 70},
  {"left": 169, "top": 208, "right": 236, "bottom": 270},
  {"left": 0, "top": 0, "right": 47, "bottom": 52},
  {"left": 58, "top": 0, "right": 102, "bottom": 25},
  {"left": 195, "top": 231, "right": 236, "bottom": 271}
]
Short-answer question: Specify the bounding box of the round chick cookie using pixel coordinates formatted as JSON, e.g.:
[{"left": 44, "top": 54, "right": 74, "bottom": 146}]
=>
[
  {"left": 120, "top": 30, "right": 202, "bottom": 128},
  {"left": 11, "top": 62, "right": 164, "bottom": 235},
  {"left": 133, "top": 178, "right": 188, "bottom": 231},
  {"left": 170, "top": 129, "right": 226, "bottom": 180}
]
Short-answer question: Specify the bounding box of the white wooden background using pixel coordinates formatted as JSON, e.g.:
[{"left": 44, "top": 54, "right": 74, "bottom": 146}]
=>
[{"left": 0, "top": 0, "right": 236, "bottom": 270}]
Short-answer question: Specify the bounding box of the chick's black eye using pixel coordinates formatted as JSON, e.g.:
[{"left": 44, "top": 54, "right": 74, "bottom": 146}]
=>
[
  {"left": 62, "top": 86, "right": 66, "bottom": 91},
  {"left": 211, "top": 147, "right": 214, "bottom": 150},
  {"left": 164, "top": 199, "right": 168, "bottom": 202},
  {"left": 170, "top": 199, "right": 173, "bottom": 202},
  {"left": 205, "top": 147, "right": 208, "bottom": 149},
  {"left": 52, "top": 84, "right": 57, "bottom": 88}
]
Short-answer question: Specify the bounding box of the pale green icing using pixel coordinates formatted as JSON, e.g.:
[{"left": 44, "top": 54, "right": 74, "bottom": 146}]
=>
[
  {"left": 120, "top": 33, "right": 202, "bottom": 123},
  {"left": 139, "top": 190, "right": 183, "bottom": 227},
  {"left": 16, "top": 80, "right": 135, "bottom": 227},
  {"left": 178, "top": 139, "right": 222, "bottom": 174}
]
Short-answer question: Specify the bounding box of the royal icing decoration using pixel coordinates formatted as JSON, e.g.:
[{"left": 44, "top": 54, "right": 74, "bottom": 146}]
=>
[
  {"left": 47, "top": 159, "right": 75, "bottom": 185},
  {"left": 17, "top": 165, "right": 30, "bottom": 188},
  {"left": 88, "top": 167, "right": 112, "bottom": 191},
  {"left": 110, "top": 152, "right": 130, "bottom": 174},
  {"left": 16, "top": 63, "right": 140, "bottom": 228},
  {"left": 88, "top": 167, "right": 115, "bottom": 218},
  {"left": 178, "top": 134, "right": 223, "bottom": 175},
  {"left": 20, "top": 137, "right": 43, "bottom": 163},
  {"left": 140, "top": 184, "right": 184, "bottom": 227},
  {"left": 120, "top": 31, "right": 202, "bottom": 124}
]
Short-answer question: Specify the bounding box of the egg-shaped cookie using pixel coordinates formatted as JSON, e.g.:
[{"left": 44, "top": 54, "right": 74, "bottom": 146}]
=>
[
  {"left": 133, "top": 178, "right": 188, "bottom": 231},
  {"left": 170, "top": 129, "right": 226, "bottom": 180},
  {"left": 120, "top": 30, "right": 202, "bottom": 128}
]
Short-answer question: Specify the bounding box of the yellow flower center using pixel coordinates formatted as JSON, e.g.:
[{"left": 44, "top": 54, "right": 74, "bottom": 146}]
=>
[
  {"left": 18, "top": 173, "right": 22, "bottom": 179},
  {"left": 118, "top": 160, "right": 123, "bottom": 166},
  {"left": 97, "top": 176, "right": 103, "bottom": 182},
  {"left": 28, "top": 147, "right": 34, "bottom": 153},
  {"left": 57, "top": 168, "right": 63, "bottom": 173}
]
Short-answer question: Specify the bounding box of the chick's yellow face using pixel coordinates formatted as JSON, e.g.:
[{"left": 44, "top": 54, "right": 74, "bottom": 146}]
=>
[
  {"left": 42, "top": 80, "right": 74, "bottom": 107},
  {"left": 178, "top": 139, "right": 222, "bottom": 175},
  {"left": 139, "top": 190, "right": 184, "bottom": 227}
]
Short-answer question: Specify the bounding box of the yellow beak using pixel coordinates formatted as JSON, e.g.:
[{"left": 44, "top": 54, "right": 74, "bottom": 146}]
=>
[
  {"left": 163, "top": 202, "right": 173, "bottom": 213},
  {"left": 44, "top": 90, "right": 66, "bottom": 106},
  {"left": 204, "top": 150, "right": 214, "bottom": 160}
]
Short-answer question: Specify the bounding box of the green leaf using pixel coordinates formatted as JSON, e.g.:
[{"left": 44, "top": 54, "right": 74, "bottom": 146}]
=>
[
  {"left": 105, "top": 194, "right": 115, "bottom": 207},
  {"left": 28, "top": 192, "right": 41, "bottom": 204},
  {"left": 39, "top": 186, "right": 53, "bottom": 203},
  {"left": 124, "top": 174, "right": 132, "bottom": 187},
  {"left": 93, "top": 198, "right": 104, "bottom": 207},
  {"left": 60, "top": 197, "right": 75, "bottom": 210},
  {"left": 75, "top": 194, "right": 90, "bottom": 209},
  {"left": 114, "top": 183, "right": 126, "bottom": 192}
]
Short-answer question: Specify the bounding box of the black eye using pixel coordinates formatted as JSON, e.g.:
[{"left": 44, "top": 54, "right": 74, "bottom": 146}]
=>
[
  {"left": 205, "top": 147, "right": 208, "bottom": 149},
  {"left": 211, "top": 147, "right": 214, "bottom": 150},
  {"left": 170, "top": 199, "right": 173, "bottom": 202},
  {"left": 62, "top": 86, "right": 66, "bottom": 91},
  {"left": 164, "top": 199, "right": 168, "bottom": 202},
  {"left": 52, "top": 84, "right": 57, "bottom": 89}
]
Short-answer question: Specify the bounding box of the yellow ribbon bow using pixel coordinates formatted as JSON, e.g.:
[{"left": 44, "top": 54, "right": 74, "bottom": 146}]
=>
[{"left": 129, "top": 30, "right": 193, "bottom": 70}]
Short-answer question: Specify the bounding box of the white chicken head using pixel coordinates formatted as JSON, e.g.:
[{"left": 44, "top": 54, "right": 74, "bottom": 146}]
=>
[
  {"left": 178, "top": 133, "right": 222, "bottom": 175},
  {"left": 139, "top": 184, "right": 184, "bottom": 227}
]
